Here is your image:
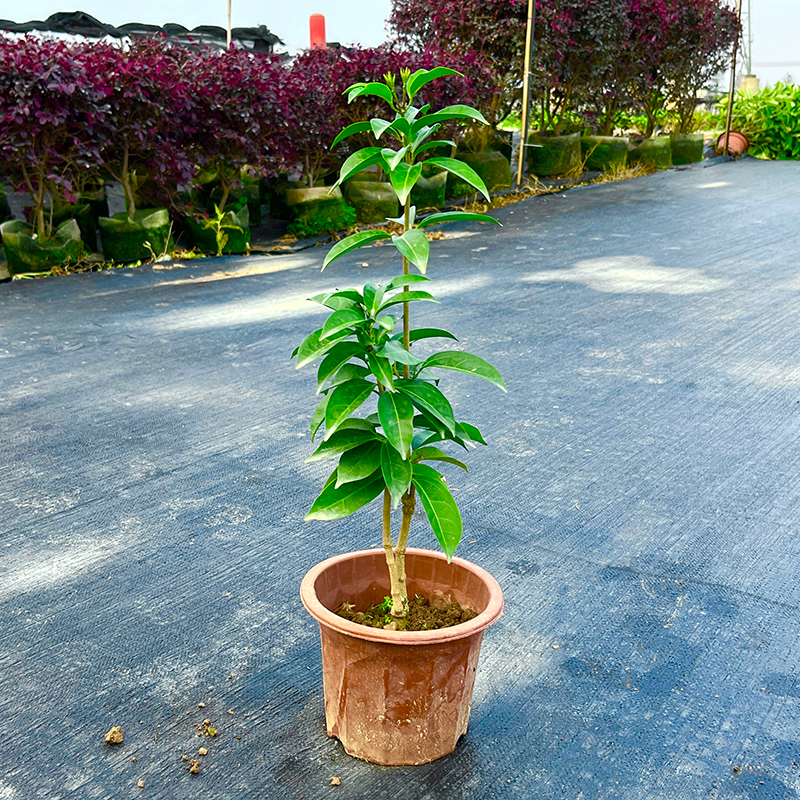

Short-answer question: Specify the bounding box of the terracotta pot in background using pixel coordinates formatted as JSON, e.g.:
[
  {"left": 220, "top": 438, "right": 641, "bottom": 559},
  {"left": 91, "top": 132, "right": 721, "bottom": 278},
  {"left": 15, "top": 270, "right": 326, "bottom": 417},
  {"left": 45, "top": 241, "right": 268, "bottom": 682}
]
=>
[
  {"left": 300, "top": 547, "right": 504, "bottom": 765},
  {"left": 716, "top": 131, "right": 749, "bottom": 157}
]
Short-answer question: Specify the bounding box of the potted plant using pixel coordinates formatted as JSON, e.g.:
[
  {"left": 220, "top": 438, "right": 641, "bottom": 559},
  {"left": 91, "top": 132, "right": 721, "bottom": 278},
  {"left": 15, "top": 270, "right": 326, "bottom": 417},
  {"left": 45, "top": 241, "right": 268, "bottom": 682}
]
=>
[
  {"left": 294, "top": 67, "right": 506, "bottom": 766},
  {"left": 0, "top": 37, "right": 102, "bottom": 273}
]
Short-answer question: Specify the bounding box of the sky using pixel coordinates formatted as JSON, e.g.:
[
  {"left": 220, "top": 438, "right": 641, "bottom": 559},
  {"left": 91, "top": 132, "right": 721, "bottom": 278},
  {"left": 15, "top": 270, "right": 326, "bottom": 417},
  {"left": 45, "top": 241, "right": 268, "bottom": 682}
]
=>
[{"left": 6, "top": 0, "right": 799, "bottom": 86}]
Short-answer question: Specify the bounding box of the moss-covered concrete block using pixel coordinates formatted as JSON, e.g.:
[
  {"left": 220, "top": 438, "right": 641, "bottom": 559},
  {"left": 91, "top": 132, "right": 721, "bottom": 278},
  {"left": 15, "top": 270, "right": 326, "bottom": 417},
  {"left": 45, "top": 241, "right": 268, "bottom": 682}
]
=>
[
  {"left": 342, "top": 181, "right": 399, "bottom": 224},
  {"left": 527, "top": 132, "right": 581, "bottom": 177},
  {"left": 669, "top": 133, "right": 704, "bottom": 165},
  {"left": 581, "top": 136, "right": 629, "bottom": 172},
  {"left": 0, "top": 219, "right": 84, "bottom": 276},
  {"left": 286, "top": 186, "right": 356, "bottom": 238},
  {"left": 629, "top": 136, "right": 673, "bottom": 168},
  {"left": 98, "top": 209, "right": 172, "bottom": 263},
  {"left": 411, "top": 171, "right": 447, "bottom": 209}
]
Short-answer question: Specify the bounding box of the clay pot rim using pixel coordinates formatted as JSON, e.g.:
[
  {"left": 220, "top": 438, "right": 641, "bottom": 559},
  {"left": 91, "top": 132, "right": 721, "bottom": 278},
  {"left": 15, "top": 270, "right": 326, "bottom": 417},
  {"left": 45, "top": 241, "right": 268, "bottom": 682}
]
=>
[{"left": 300, "top": 547, "right": 504, "bottom": 645}]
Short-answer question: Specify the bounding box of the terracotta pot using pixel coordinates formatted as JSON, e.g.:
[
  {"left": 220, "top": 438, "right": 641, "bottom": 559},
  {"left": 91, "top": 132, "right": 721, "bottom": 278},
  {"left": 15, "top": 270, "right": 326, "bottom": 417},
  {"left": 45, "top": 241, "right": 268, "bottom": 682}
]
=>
[
  {"left": 716, "top": 131, "right": 749, "bottom": 157},
  {"left": 300, "top": 547, "right": 503, "bottom": 765}
]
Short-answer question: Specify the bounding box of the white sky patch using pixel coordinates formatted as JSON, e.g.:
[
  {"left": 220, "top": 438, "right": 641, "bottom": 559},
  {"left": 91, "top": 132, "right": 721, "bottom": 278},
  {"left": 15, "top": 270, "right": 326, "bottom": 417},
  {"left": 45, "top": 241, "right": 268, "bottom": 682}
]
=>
[{"left": 521, "top": 255, "right": 733, "bottom": 295}]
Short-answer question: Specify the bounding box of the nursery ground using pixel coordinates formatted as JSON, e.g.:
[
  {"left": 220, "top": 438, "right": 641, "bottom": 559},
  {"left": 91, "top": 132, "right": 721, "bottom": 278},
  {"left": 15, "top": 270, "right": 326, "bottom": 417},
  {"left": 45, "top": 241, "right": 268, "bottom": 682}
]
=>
[{"left": 1, "top": 157, "right": 800, "bottom": 799}]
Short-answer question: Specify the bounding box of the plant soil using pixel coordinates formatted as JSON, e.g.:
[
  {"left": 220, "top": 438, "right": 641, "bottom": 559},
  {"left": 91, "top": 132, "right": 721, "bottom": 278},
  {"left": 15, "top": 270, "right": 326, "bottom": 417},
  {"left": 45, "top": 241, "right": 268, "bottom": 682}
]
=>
[{"left": 335, "top": 593, "right": 477, "bottom": 631}]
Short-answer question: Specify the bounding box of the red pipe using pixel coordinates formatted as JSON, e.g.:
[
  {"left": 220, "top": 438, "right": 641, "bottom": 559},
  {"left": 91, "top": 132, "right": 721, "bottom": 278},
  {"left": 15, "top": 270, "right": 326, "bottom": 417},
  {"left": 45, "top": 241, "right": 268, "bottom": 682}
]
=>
[{"left": 310, "top": 14, "right": 326, "bottom": 50}]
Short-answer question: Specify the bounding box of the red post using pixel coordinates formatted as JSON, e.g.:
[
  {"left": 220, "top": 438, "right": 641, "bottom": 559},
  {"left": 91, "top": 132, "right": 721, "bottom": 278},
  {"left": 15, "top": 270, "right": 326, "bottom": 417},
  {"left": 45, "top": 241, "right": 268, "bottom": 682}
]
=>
[{"left": 310, "top": 14, "right": 326, "bottom": 50}]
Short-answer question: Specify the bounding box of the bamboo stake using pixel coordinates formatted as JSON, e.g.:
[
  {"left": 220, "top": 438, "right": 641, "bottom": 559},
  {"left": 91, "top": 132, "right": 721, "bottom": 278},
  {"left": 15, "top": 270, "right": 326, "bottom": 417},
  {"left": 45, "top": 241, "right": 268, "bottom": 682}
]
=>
[
  {"left": 723, "top": 0, "right": 744, "bottom": 159},
  {"left": 516, "top": 0, "right": 536, "bottom": 187}
]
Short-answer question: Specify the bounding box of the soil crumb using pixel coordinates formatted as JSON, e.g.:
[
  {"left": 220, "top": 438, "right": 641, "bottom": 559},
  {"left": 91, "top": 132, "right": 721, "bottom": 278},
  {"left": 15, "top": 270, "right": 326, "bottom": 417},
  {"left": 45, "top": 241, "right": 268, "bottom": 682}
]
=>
[
  {"left": 104, "top": 726, "right": 123, "bottom": 745},
  {"left": 336, "top": 593, "right": 477, "bottom": 631}
]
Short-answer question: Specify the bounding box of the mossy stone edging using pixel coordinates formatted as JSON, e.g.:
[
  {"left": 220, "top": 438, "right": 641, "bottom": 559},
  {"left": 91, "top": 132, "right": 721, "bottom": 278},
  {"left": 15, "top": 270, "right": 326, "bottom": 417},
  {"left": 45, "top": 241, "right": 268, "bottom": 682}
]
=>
[
  {"left": 186, "top": 205, "right": 250, "bottom": 255},
  {"left": 342, "top": 181, "right": 399, "bottom": 224},
  {"left": 447, "top": 151, "right": 511, "bottom": 198},
  {"left": 527, "top": 132, "right": 581, "bottom": 177},
  {"left": 0, "top": 219, "right": 84, "bottom": 276},
  {"left": 669, "top": 133, "right": 704, "bottom": 165},
  {"left": 581, "top": 136, "right": 629, "bottom": 171},
  {"left": 286, "top": 186, "right": 356, "bottom": 238},
  {"left": 98, "top": 209, "right": 172, "bottom": 263},
  {"left": 629, "top": 136, "right": 673, "bottom": 168}
]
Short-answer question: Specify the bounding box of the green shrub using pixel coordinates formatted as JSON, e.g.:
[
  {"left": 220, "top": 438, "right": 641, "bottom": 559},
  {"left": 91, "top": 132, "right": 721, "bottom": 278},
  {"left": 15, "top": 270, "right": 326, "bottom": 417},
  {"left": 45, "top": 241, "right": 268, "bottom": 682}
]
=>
[{"left": 715, "top": 83, "right": 800, "bottom": 160}]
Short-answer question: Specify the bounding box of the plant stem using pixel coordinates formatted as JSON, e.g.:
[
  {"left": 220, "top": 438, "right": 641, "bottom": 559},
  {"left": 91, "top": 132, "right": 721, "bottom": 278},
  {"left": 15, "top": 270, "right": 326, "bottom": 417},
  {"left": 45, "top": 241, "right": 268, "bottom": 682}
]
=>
[
  {"left": 121, "top": 139, "right": 136, "bottom": 222},
  {"left": 402, "top": 195, "right": 411, "bottom": 380},
  {"left": 382, "top": 489, "right": 407, "bottom": 620},
  {"left": 395, "top": 485, "right": 416, "bottom": 611}
]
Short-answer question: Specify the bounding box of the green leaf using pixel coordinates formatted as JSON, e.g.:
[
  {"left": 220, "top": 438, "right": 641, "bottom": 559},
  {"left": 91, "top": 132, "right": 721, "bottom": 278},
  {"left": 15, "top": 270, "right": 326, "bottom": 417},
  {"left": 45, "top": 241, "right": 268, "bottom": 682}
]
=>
[
  {"left": 377, "top": 339, "right": 424, "bottom": 366},
  {"left": 412, "top": 462, "right": 462, "bottom": 561},
  {"left": 418, "top": 211, "right": 501, "bottom": 228},
  {"left": 406, "top": 67, "right": 462, "bottom": 102},
  {"left": 345, "top": 82, "right": 396, "bottom": 108},
  {"left": 423, "top": 157, "right": 490, "bottom": 201},
  {"left": 372, "top": 116, "right": 411, "bottom": 142},
  {"left": 331, "top": 121, "right": 373, "bottom": 149},
  {"left": 413, "top": 104, "right": 489, "bottom": 132},
  {"left": 456, "top": 421, "right": 487, "bottom": 445},
  {"left": 421, "top": 351, "right": 506, "bottom": 391},
  {"left": 310, "top": 288, "right": 363, "bottom": 309},
  {"left": 376, "top": 315, "right": 396, "bottom": 332},
  {"left": 377, "top": 290, "right": 439, "bottom": 312},
  {"left": 407, "top": 327, "right": 458, "bottom": 343},
  {"left": 367, "top": 353, "right": 395, "bottom": 390},
  {"left": 362, "top": 282, "right": 385, "bottom": 315},
  {"left": 391, "top": 229, "right": 430, "bottom": 273},
  {"left": 412, "top": 445, "right": 468, "bottom": 472},
  {"left": 411, "top": 124, "right": 441, "bottom": 151},
  {"left": 389, "top": 162, "right": 423, "bottom": 205},
  {"left": 335, "top": 441, "right": 383, "bottom": 487},
  {"left": 307, "top": 427, "right": 378, "bottom": 462},
  {"left": 310, "top": 394, "right": 328, "bottom": 441},
  {"left": 381, "top": 441, "right": 412, "bottom": 509},
  {"left": 415, "top": 139, "right": 457, "bottom": 155},
  {"left": 369, "top": 118, "right": 393, "bottom": 139},
  {"left": 323, "top": 230, "right": 391, "bottom": 270},
  {"left": 324, "top": 379, "right": 375, "bottom": 440},
  {"left": 386, "top": 205, "right": 416, "bottom": 227},
  {"left": 382, "top": 146, "right": 409, "bottom": 171},
  {"left": 316, "top": 342, "right": 365, "bottom": 393},
  {"left": 385, "top": 274, "right": 430, "bottom": 291},
  {"left": 305, "top": 471, "right": 385, "bottom": 521},
  {"left": 397, "top": 379, "right": 456, "bottom": 434},
  {"left": 333, "top": 147, "right": 386, "bottom": 191},
  {"left": 295, "top": 328, "right": 347, "bottom": 369},
  {"left": 324, "top": 363, "right": 370, "bottom": 392},
  {"left": 378, "top": 391, "right": 415, "bottom": 458},
  {"left": 320, "top": 308, "right": 366, "bottom": 340}
]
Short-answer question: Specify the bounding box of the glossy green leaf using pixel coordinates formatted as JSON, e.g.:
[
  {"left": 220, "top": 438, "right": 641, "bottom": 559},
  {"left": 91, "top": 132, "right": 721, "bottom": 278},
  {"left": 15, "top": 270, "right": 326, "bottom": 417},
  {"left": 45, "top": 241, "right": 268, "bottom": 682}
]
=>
[
  {"left": 386, "top": 204, "right": 416, "bottom": 227},
  {"left": 296, "top": 328, "right": 348, "bottom": 369},
  {"left": 331, "top": 120, "right": 373, "bottom": 149},
  {"left": 335, "top": 441, "right": 383, "bottom": 487},
  {"left": 310, "top": 394, "right": 328, "bottom": 441},
  {"left": 373, "top": 116, "right": 411, "bottom": 142},
  {"left": 324, "top": 379, "right": 375, "bottom": 440},
  {"left": 421, "top": 351, "right": 506, "bottom": 391},
  {"left": 381, "top": 441, "right": 412, "bottom": 509},
  {"left": 415, "top": 139, "right": 457, "bottom": 155},
  {"left": 407, "top": 327, "right": 458, "bottom": 343},
  {"left": 377, "top": 339, "right": 424, "bottom": 366},
  {"left": 396, "top": 379, "right": 456, "bottom": 434},
  {"left": 378, "top": 391, "right": 415, "bottom": 458},
  {"left": 385, "top": 274, "right": 430, "bottom": 291},
  {"left": 412, "top": 462, "right": 462, "bottom": 561},
  {"left": 456, "top": 421, "right": 487, "bottom": 445},
  {"left": 362, "top": 283, "right": 385, "bottom": 315},
  {"left": 366, "top": 353, "right": 395, "bottom": 390},
  {"left": 412, "top": 445, "right": 468, "bottom": 472},
  {"left": 406, "top": 67, "right": 462, "bottom": 102},
  {"left": 333, "top": 147, "right": 385, "bottom": 191},
  {"left": 346, "top": 82, "right": 395, "bottom": 107},
  {"left": 324, "top": 363, "right": 370, "bottom": 392},
  {"left": 389, "top": 162, "right": 423, "bottom": 205},
  {"left": 376, "top": 315, "right": 396, "bottom": 332},
  {"left": 377, "top": 290, "right": 439, "bottom": 312},
  {"left": 316, "top": 342, "right": 365, "bottom": 393},
  {"left": 382, "top": 146, "right": 409, "bottom": 171},
  {"left": 321, "top": 308, "right": 365, "bottom": 340},
  {"left": 306, "top": 427, "right": 378, "bottom": 462},
  {"left": 411, "top": 124, "right": 441, "bottom": 151},
  {"left": 418, "top": 211, "right": 501, "bottom": 228},
  {"left": 323, "top": 230, "right": 392, "bottom": 270},
  {"left": 305, "top": 470, "right": 385, "bottom": 521},
  {"left": 423, "top": 157, "right": 490, "bottom": 201},
  {"left": 310, "top": 288, "right": 363, "bottom": 309},
  {"left": 391, "top": 229, "right": 430, "bottom": 273},
  {"left": 413, "top": 104, "right": 489, "bottom": 133},
  {"left": 370, "top": 118, "right": 393, "bottom": 139}
]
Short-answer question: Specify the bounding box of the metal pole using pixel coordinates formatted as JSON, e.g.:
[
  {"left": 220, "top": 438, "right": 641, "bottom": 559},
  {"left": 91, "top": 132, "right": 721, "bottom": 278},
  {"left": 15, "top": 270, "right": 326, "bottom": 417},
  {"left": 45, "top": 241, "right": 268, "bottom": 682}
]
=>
[
  {"left": 516, "top": 0, "right": 536, "bottom": 188},
  {"left": 226, "top": 0, "right": 232, "bottom": 48},
  {"left": 723, "top": 0, "right": 743, "bottom": 158}
]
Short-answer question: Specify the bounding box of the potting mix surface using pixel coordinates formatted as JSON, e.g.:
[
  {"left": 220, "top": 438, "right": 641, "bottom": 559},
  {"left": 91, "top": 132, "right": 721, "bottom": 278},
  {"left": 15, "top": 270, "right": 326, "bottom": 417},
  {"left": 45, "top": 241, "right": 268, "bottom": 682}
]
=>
[{"left": 2, "top": 157, "right": 800, "bottom": 798}]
